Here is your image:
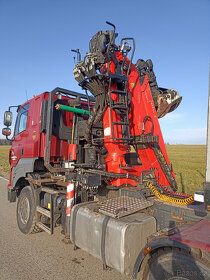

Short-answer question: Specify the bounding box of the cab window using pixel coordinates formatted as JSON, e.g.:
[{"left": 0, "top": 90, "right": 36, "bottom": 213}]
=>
[{"left": 14, "top": 103, "right": 29, "bottom": 136}]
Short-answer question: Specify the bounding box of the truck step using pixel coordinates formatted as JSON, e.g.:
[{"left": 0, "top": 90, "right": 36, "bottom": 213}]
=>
[
  {"left": 36, "top": 206, "right": 51, "bottom": 218},
  {"left": 36, "top": 222, "right": 51, "bottom": 235},
  {"left": 41, "top": 187, "right": 61, "bottom": 195}
]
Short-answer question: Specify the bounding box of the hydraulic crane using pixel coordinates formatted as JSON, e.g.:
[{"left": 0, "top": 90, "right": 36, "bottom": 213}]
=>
[{"left": 2, "top": 21, "right": 210, "bottom": 280}]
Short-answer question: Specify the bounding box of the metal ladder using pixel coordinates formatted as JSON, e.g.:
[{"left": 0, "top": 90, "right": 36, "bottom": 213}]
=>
[
  {"left": 105, "top": 36, "right": 135, "bottom": 145},
  {"left": 107, "top": 73, "right": 131, "bottom": 144},
  {"left": 35, "top": 187, "right": 60, "bottom": 235}
]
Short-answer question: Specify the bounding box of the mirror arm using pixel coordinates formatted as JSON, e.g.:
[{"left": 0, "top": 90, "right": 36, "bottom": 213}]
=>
[
  {"left": 6, "top": 135, "right": 13, "bottom": 142},
  {"left": 8, "top": 105, "right": 20, "bottom": 112}
]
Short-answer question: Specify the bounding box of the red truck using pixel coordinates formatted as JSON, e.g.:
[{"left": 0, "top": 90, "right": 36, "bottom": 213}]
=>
[{"left": 2, "top": 22, "right": 210, "bottom": 279}]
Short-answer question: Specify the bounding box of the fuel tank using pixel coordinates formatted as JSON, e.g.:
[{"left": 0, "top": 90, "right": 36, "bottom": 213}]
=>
[{"left": 70, "top": 202, "right": 156, "bottom": 275}]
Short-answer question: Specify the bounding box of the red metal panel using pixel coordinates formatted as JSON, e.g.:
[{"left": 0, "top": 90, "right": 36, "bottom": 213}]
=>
[
  {"left": 102, "top": 48, "right": 175, "bottom": 188},
  {"left": 170, "top": 219, "right": 210, "bottom": 252},
  {"left": 24, "top": 95, "right": 43, "bottom": 158}
]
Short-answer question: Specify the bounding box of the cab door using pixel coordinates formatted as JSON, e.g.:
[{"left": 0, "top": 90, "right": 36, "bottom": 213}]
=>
[
  {"left": 23, "top": 95, "right": 42, "bottom": 158},
  {"left": 11, "top": 103, "right": 29, "bottom": 167}
]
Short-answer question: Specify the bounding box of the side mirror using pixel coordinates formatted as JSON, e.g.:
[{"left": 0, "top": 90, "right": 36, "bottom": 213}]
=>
[
  {"left": 2, "top": 127, "right": 11, "bottom": 136},
  {"left": 4, "top": 111, "right": 12, "bottom": 127}
]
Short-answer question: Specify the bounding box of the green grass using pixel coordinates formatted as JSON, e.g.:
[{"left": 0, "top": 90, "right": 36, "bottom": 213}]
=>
[
  {"left": 166, "top": 145, "right": 206, "bottom": 194},
  {"left": 0, "top": 145, "right": 10, "bottom": 178},
  {"left": 0, "top": 145, "right": 206, "bottom": 194}
]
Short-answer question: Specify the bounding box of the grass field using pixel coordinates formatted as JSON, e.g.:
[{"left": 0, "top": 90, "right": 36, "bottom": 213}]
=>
[
  {"left": 0, "top": 145, "right": 10, "bottom": 178},
  {"left": 0, "top": 145, "right": 206, "bottom": 194},
  {"left": 166, "top": 145, "right": 206, "bottom": 194}
]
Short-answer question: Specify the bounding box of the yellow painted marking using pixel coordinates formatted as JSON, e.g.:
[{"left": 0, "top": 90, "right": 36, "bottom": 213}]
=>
[{"left": 32, "top": 131, "right": 36, "bottom": 141}]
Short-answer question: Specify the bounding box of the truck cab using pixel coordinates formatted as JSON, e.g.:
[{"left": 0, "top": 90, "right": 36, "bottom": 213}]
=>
[{"left": 3, "top": 88, "right": 94, "bottom": 201}]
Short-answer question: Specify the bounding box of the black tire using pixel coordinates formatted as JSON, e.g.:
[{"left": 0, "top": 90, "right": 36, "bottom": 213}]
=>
[
  {"left": 142, "top": 248, "right": 210, "bottom": 280},
  {"left": 17, "top": 186, "right": 40, "bottom": 234}
]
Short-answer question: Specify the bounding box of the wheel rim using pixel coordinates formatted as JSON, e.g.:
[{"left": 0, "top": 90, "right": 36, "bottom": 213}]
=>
[{"left": 20, "top": 197, "right": 30, "bottom": 224}]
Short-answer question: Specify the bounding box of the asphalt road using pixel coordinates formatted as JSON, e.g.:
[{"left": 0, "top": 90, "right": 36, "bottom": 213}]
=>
[{"left": 0, "top": 176, "right": 131, "bottom": 280}]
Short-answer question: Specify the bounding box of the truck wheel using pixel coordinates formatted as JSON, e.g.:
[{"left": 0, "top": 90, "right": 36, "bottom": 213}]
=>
[
  {"left": 17, "top": 186, "right": 39, "bottom": 234},
  {"left": 142, "top": 248, "right": 209, "bottom": 280}
]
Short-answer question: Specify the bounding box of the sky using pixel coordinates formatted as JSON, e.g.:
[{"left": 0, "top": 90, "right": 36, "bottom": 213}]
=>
[{"left": 0, "top": 0, "right": 209, "bottom": 144}]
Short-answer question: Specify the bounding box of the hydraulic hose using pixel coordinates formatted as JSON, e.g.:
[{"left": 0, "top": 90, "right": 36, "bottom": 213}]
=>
[{"left": 55, "top": 104, "right": 90, "bottom": 116}]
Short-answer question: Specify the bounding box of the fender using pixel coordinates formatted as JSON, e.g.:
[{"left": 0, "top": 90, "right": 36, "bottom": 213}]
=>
[
  {"left": 12, "top": 158, "right": 38, "bottom": 188},
  {"left": 132, "top": 237, "right": 190, "bottom": 280},
  {"left": 8, "top": 158, "right": 38, "bottom": 202}
]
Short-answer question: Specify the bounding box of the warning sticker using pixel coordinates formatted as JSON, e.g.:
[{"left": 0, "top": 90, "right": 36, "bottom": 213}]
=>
[{"left": 104, "top": 127, "right": 111, "bottom": 136}]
